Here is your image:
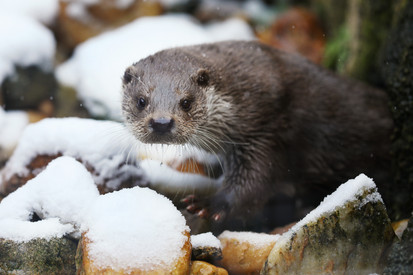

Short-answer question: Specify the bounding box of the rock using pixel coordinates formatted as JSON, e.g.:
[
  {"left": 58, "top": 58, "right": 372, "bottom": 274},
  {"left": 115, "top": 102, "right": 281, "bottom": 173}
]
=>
[
  {"left": 262, "top": 174, "right": 395, "bottom": 274},
  {"left": 190, "top": 261, "right": 228, "bottom": 275},
  {"left": 258, "top": 7, "right": 326, "bottom": 64},
  {"left": 218, "top": 231, "right": 279, "bottom": 275},
  {"left": 54, "top": 86, "right": 91, "bottom": 118},
  {"left": 191, "top": 232, "right": 222, "bottom": 262},
  {"left": 384, "top": 216, "right": 413, "bottom": 274},
  {"left": 1, "top": 65, "right": 57, "bottom": 111},
  {"left": 379, "top": 0, "right": 413, "bottom": 221},
  {"left": 0, "top": 237, "right": 77, "bottom": 274}
]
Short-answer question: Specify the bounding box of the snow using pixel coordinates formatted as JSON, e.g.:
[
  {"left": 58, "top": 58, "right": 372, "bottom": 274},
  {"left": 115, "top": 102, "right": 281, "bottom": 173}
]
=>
[
  {"left": 0, "top": 156, "right": 99, "bottom": 241},
  {"left": 191, "top": 232, "right": 222, "bottom": 249},
  {"left": 0, "top": 156, "right": 190, "bottom": 271},
  {"left": 276, "top": 174, "right": 382, "bottom": 247},
  {"left": 140, "top": 159, "right": 222, "bottom": 196},
  {"left": 0, "top": 108, "right": 29, "bottom": 159},
  {"left": 219, "top": 231, "right": 280, "bottom": 248},
  {"left": 0, "top": 12, "right": 56, "bottom": 84},
  {"left": 0, "top": 0, "right": 58, "bottom": 25},
  {"left": 56, "top": 14, "right": 255, "bottom": 119},
  {"left": 0, "top": 117, "right": 141, "bottom": 190},
  {"left": 83, "top": 186, "right": 189, "bottom": 272}
]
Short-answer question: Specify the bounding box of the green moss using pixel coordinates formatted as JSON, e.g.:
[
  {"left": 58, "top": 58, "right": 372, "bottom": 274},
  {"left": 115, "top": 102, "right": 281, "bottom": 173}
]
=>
[
  {"left": 322, "top": 25, "right": 350, "bottom": 73},
  {"left": 0, "top": 237, "right": 78, "bottom": 274}
]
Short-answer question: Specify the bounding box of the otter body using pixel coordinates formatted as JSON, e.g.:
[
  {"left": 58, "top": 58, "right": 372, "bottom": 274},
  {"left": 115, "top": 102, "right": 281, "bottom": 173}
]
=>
[{"left": 122, "top": 41, "right": 393, "bottom": 228}]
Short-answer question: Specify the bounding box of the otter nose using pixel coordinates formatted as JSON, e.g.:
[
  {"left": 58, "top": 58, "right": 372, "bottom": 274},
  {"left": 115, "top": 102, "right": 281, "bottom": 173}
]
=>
[{"left": 149, "top": 117, "right": 174, "bottom": 134}]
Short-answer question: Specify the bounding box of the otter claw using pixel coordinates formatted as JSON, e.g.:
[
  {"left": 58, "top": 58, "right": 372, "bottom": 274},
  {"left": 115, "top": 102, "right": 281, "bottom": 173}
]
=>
[
  {"left": 196, "top": 208, "right": 209, "bottom": 218},
  {"left": 180, "top": 194, "right": 197, "bottom": 204},
  {"left": 211, "top": 211, "right": 226, "bottom": 222},
  {"left": 186, "top": 204, "right": 200, "bottom": 214}
]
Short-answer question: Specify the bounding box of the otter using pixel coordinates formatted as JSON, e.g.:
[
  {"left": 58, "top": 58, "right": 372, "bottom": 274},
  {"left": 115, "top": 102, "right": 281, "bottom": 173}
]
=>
[{"left": 121, "top": 40, "right": 393, "bottom": 229}]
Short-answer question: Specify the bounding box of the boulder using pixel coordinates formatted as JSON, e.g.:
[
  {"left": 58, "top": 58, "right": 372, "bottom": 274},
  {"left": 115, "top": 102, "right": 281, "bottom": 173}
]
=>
[{"left": 262, "top": 174, "right": 395, "bottom": 274}]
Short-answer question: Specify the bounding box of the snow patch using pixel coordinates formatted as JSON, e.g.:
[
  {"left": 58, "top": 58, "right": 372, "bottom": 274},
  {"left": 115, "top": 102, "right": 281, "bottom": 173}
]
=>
[
  {"left": 191, "top": 232, "right": 222, "bottom": 249},
  {"left": 56, "top": 14, "right": 255, "bottom": 119},
  {"left": 140, "top": 159, "right": 222, "bottom": 196}
]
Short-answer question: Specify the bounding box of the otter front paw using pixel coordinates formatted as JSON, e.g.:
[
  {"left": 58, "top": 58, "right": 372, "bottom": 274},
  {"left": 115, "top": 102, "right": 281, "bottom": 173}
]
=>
[
  {"left": 180, "top": 194, "right": 209, "bottom": 219},
  {"left": 180, "top": 194, "right": 229, "bottom": 222}
]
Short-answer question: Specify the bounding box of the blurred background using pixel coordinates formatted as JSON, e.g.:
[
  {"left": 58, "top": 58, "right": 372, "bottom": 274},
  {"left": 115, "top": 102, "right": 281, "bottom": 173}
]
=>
[{"left": 0, "top": 0, "right": 412, "bottom": 220}]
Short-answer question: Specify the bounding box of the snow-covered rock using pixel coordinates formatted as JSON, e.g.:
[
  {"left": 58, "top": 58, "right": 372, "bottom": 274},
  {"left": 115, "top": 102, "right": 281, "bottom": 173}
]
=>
[
  {"left": 0, "top": 117, "right": 144, "bottom": 196},
  {"left": 263, "top": 174, "right": 395, "bottom": 274},
  {"left": 0, "top": 13, "right": 56, "bottom": 84},
  {"left": 0, "top": 156, "right": 99, "bottom": 241},
  {"left": 191, "top": 232, "right": 222, "bottom": 261},
  {"left": 79, "top": 186, "right": 191, "bottom": 273}
]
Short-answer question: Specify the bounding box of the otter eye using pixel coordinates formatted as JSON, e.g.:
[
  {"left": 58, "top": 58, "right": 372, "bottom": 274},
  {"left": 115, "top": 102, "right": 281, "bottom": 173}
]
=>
[
  {"left": 196, "top": 69, "right": 209, "bottom": 86},
  {"left": 180, "top": 99, "right": 192, "bottom": 112},
  {"left": 137, "top": 97, "right": 147, "bottom": 110}
]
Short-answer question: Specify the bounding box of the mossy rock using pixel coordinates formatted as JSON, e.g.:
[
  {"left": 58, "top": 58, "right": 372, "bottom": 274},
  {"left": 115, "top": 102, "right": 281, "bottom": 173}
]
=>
[{"left": 0, "top": 237, "right": 78, "bottom": 274}]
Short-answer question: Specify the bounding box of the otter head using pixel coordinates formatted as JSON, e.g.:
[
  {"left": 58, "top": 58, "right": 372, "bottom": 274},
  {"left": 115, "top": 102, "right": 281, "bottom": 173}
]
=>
[{"left": 121, "top": 52, "right": 214, "bottom": 148}]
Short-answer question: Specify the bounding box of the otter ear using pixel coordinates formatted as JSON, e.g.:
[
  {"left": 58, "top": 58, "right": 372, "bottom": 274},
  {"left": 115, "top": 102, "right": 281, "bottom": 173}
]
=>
[
  {"left": 194, "top": 69, "right": 210, "bottom": 86},
  {"left": 123, "top": 67, "right": 133, "bottom": 85}
]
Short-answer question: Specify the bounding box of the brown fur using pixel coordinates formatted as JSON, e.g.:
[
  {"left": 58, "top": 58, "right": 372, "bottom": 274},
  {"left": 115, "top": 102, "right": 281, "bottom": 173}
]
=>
[{"left": 122, "top": 41, "right": 393, "bottom": 229}]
